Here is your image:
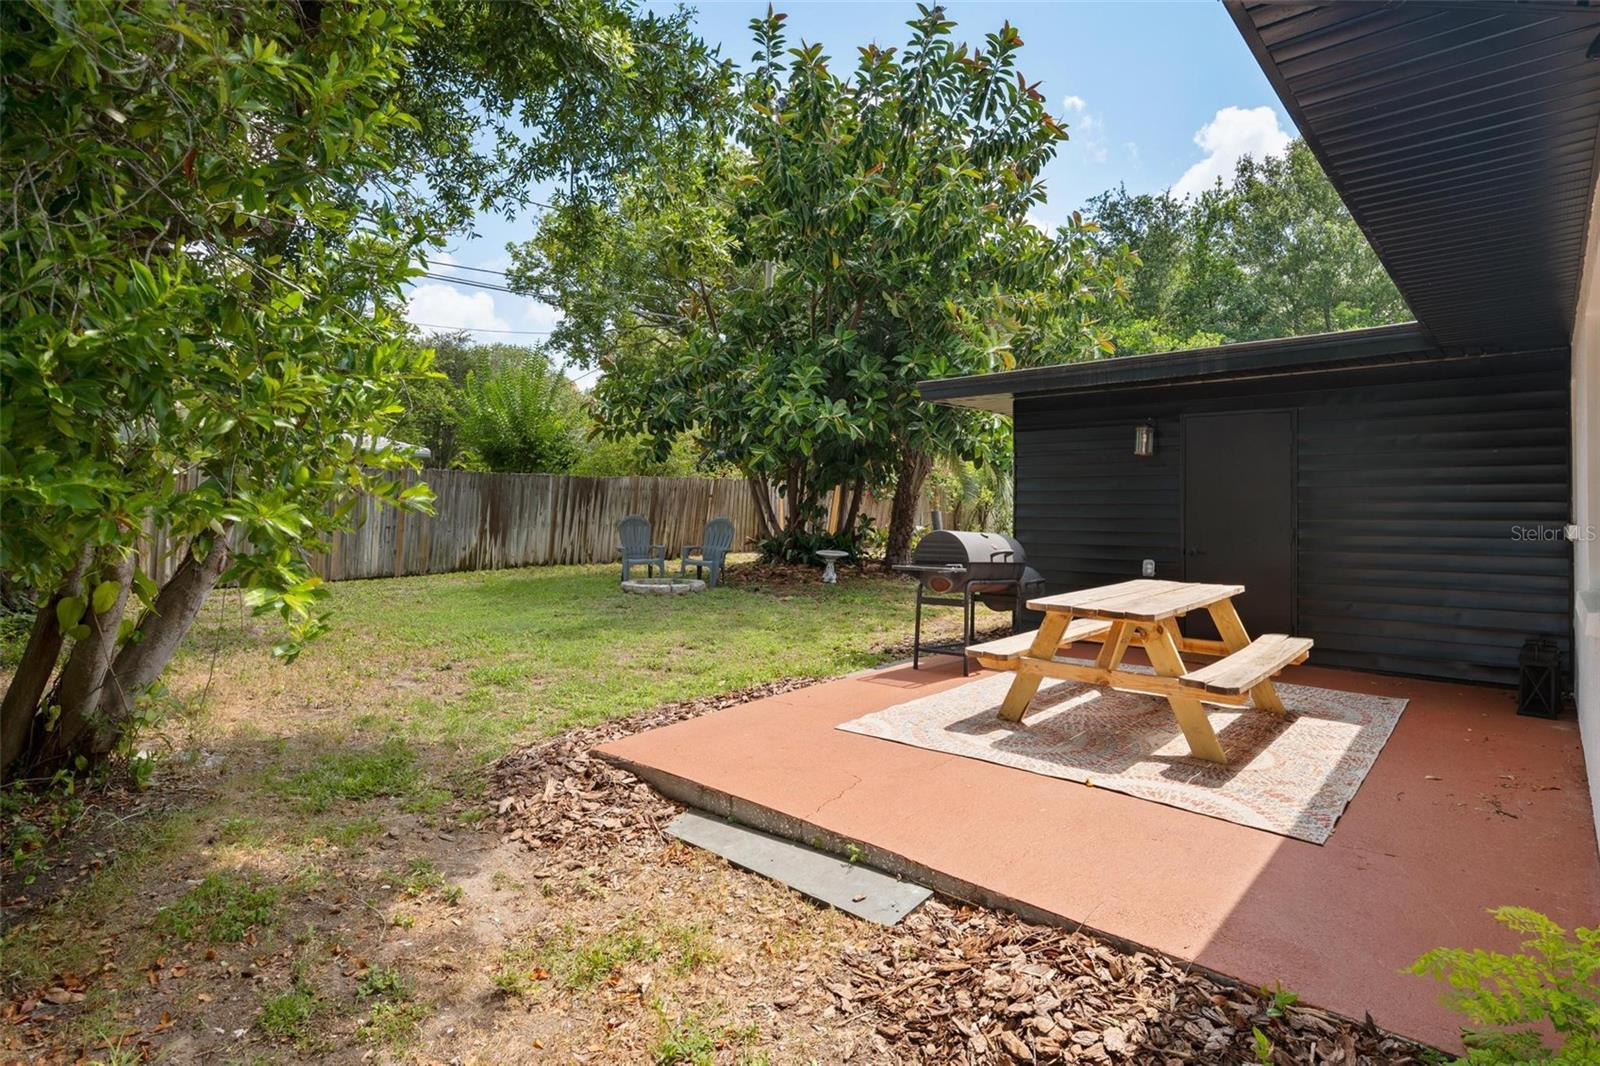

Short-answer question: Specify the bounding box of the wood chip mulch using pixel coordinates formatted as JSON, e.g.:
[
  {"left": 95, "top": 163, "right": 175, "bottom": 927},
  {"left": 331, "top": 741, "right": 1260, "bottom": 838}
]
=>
[
  {"left": 486, "top": 680, "right": 1440, "bottom": 1064},
  {"left": 720, "top": 559, "right": 892, "bottom": 590},
  {"left": 841, "top": 903, "right": 1433, "bottom": 1064},
  {"left": 488, "top": 677, "right": 822, "bottom": 858}
]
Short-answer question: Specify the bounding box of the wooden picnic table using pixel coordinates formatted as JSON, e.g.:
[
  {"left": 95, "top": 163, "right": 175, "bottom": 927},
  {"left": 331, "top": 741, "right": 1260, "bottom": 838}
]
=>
[{"left": 970, "top": 579, "right": 1312, "bottom": 764}]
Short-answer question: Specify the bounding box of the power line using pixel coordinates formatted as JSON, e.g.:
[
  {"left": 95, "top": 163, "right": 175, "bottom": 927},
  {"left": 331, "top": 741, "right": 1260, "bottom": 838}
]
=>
[
  {"left": 418, "top": 271, "right": 561, "bottom": 302},
  {"left": 420, "top": 271, "right": 515, "bottom": 292},
  {"left": 410, "top": 321, "right": 556, "bottom": 335},
  {"left": 426, "top": 262, "right": 510, "bottom": 277}
]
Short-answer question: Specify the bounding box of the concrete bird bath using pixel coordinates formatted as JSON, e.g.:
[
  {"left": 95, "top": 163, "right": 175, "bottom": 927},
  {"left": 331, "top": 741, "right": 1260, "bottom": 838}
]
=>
[{"left": 815, "top": 549, "right": 849, "bottom": 584}]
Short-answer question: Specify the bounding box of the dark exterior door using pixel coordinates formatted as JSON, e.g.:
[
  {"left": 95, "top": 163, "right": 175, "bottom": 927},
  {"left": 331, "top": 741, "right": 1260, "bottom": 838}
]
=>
[{"left": 1182, "top": 411, "right": 1294, "bottom": 639}]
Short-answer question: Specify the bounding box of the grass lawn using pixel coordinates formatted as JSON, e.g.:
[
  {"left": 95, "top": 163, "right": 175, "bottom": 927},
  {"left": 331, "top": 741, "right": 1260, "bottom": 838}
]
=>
[
  {"left": 2, "top": 561, "right": 1429, "bottom": 1064},
  {"left": 1, "top": 560, "right": 981, "bottom": 1063},
  {"left": 179, "top": 558, "right": 934, "bottom": 758}
]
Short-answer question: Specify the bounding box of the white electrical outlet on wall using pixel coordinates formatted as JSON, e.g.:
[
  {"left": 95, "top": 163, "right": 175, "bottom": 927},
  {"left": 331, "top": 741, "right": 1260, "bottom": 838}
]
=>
[{"left": 1142, "top": 559, "right": 1156, "bottom": 577}]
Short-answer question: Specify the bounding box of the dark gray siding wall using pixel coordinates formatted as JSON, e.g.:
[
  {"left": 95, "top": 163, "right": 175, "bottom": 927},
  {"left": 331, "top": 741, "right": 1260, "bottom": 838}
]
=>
[{"left": 1013, "top": 350, "right": 1571, "bottom": 686}]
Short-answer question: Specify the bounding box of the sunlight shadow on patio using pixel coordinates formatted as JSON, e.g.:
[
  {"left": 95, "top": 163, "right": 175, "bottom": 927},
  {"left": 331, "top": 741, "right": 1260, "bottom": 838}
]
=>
[{"left": 596, "top": 656, "right": 1600, "bottom": 1051}]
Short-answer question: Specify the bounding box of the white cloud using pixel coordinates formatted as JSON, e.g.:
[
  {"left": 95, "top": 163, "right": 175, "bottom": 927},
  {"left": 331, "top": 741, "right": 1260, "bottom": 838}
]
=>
[
  {"left": 404, "top": 282, "right": 511, "bottom": 334},
  {"left": 1172, "top": 105, "right": 1292, "bottom": 199},
  {"left": 522, "top": 299, "right": 564, "bottom": 333},
  {"left": 1078, "top": 116, "right": 1108, "bottom": 164},
  {"left": 1061, "top": 95, "right": 1107, "bottom": 164}
]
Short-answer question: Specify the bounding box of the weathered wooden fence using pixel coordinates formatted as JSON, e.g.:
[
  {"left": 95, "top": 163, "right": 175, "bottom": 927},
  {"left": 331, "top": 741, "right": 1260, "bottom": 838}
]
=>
[
  {"left": 136, "top": 469, "right": 917, "bottom": 583},
  {"left": 312, "top": 470, "right": 766, "bottom": 581}
]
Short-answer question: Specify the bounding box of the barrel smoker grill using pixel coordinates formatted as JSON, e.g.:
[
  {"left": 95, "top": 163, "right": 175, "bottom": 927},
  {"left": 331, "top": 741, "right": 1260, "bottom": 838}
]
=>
[{"left": 894, "top": 531, "right": 1045, "bottom": 674}]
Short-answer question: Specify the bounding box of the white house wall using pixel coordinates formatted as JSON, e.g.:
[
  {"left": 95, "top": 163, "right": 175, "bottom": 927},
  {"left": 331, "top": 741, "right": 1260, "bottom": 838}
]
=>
[{"left": 1573, "top": 173, "right": 1600, "bottom": 854}]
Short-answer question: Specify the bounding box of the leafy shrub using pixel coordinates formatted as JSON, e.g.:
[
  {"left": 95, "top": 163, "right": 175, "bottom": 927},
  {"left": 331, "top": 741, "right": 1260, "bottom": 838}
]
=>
[
  {"left": 1410, "top": 906, "right": 1599, "bottom": 1063},
  {"left": 0, "top": 606, "right": 34, "bottom": 669},
  {"left": 757, "top": 517, "right": 875, "bottom": 567},
  {"left": 454, "top": 355, "right": 585, "bottom": 473},
  {"left": 569, "top": 431, "right": 724, "bottom": 478},
  {"left": 928, "top": 457, "right": 1014, "bottom": 534}
]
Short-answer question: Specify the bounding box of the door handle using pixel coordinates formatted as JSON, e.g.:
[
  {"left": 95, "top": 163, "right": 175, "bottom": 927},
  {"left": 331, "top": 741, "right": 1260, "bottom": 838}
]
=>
[{"left": 1185, "top": 548, "right": 1206, "bottom": 557}]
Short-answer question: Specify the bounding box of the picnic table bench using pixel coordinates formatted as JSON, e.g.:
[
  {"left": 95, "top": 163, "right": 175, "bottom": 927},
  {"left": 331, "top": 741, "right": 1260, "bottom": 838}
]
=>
[{"left": 968, "top": 579, "right": 1311, "bottom": 764}]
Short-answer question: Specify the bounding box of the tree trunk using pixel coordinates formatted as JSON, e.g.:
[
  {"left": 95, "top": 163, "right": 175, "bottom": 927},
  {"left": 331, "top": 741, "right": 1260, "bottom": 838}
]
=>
[
  {"left": 746, "top": 474, "right": 779, "bottom": 540},
  {"left": 31, "top": 552, "right": 135, "bottom": 769},
  {"left": 783, "top": 465, "right": 804, "bottom": 534},
  {"left": 93, "top": 536, "right": 232, "bottom": 746},
  {"left": 884, "top": 449, "right": 932, "bottom": 567},
  {"left": 0, "top": 550, "right": 91, "bottom": 773},
  {"left": 841, "top": 477, "right": 866, "bottom": 541}
]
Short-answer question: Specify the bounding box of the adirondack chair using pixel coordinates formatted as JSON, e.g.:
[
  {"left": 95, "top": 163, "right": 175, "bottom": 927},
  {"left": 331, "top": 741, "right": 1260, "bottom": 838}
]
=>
[
  {"left": 681, "top": 517, "right": 735, "bottom": 588},
  {"left": 618, "top": 515, "right": 666, "bottom": 581}
]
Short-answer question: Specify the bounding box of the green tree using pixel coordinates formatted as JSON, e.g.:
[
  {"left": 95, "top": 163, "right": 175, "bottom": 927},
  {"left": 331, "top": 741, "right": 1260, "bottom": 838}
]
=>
[
  {"left": 1225, "top": 142, "right": 1409, "bottom": 336},
  {"left": 515, "top": 6, "right": 1132, "bottom": 563},
  {"left": 1086, "top": 140, "right": 1408, "bottom": 353},
  {"left": 454, "top": 354, "right": 586, "bottom": 474},
  {"left": 0, "top": 0, "right": 720, "bottom": 777},
  {"left": 392, "top": 332, "right": 474, "bottom": 469},
  {"left": 390, "top": 331, "right": 715, "bottom": 477},
  {"left": 1, "top": 0, "right": 438, "bottom": 775},
  {"left": 569, "top": 433, "right": 718, "bottom": 479},
  {"left": 396, "top": 0, "right": 728, "bottom": 227}
]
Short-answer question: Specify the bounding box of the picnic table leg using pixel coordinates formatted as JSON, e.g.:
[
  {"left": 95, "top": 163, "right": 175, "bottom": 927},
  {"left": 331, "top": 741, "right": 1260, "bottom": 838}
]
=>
[
  {"left": 1095, "top": 620, "right": 1137, "bottom": 671},
  {"left": 1143, "top": 621, "right": 1227, "bottom": 764},
  {"left": 996, "top": 611, "right": 1071, "bottom": 722},
  {"left": 1206, "top": 599, "right": 1288, "bottom": 714}
]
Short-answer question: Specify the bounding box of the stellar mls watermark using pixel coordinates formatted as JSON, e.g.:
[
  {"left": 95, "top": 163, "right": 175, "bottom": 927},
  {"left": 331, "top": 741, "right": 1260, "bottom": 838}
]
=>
[{"left": 1510, "top": 524, "right": 1597, "bottom": 542}]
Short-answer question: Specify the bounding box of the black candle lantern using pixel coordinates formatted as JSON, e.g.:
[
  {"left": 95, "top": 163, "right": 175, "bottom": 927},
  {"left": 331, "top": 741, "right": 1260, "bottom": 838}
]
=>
[
  {"left": 1516, "top": 637, "right": 1560, "bottom": 719},
  {"left": 1134, "top": 421, "right": 1156, "bottom": 458}
]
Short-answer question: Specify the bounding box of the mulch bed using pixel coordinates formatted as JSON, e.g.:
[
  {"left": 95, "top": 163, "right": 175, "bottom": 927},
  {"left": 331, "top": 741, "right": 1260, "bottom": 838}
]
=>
[
  {"left": 487, "top": 680, "right": 1441, "bottom": 1064},
  {"left": 720, "top": 558, "right": 894, "bottom": 591},
  {"left": 489, "top": 678, "right": 821, "bottom": 859}
]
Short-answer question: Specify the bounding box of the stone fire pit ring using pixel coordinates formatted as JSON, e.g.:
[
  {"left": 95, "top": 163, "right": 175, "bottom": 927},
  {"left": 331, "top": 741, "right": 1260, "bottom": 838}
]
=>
[{"left": 620, "top": 576, "right": 707, "bottom": 596}]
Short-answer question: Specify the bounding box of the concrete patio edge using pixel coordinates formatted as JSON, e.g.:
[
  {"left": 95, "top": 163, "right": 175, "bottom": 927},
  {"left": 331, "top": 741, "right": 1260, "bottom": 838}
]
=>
[{"left": 597, "top": 748, "right": 1425, "bottom": 1050}]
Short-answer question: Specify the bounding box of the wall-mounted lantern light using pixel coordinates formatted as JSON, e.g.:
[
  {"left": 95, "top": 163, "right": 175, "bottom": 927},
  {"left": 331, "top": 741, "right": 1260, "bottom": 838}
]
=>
[{"left": 1134, "top": 421, "right": 1157, "bottom": 458}]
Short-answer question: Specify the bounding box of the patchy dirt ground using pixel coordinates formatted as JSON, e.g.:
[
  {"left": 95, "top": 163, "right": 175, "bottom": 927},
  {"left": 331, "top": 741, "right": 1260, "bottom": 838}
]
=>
[
  {"left": 3, "top": 564, "right": 1440, "bottom": 1064},
  {"left": 3, "top": 672, "right": 1440, "bottom": 1065}
]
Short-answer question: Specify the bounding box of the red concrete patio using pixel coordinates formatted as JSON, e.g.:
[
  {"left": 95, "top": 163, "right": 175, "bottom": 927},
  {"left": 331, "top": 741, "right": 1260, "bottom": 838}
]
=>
[{"left": 599, "top": 653, "right": 1600, "bottom": 1051}]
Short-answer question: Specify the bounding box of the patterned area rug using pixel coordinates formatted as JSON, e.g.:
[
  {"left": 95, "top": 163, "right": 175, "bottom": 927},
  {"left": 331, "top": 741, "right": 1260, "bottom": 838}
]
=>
[{"left": 837, "top": 670, "right": 1407, "bottom": 844}]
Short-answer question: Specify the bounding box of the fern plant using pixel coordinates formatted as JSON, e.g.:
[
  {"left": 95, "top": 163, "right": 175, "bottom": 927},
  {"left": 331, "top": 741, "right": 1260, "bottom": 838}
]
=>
[
  {"left": 454, "top": 356, "right": 585, "bottom": 473},
  {"left": 1410, "top": 907, "right": 1599, "bottom": 1064}
]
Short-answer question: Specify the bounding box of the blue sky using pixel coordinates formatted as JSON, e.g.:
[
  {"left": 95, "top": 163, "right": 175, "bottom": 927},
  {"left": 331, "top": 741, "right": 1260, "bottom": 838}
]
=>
[{"left": 404, "top": 1, "right": 1297, "bottom": 360}]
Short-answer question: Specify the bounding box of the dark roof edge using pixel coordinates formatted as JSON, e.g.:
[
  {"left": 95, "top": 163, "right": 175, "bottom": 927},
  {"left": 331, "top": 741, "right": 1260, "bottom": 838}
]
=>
[
  {"left": 1221, "top": 1, "right": 1441, "bottom": 351},
  {"left": 918, "top": 322, "right": 1440, "bottom": 407}
]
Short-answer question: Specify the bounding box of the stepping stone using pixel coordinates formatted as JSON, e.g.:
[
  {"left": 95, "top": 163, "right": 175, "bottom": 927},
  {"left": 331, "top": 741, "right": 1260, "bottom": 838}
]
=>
[{"left": 665, "top": 810, "right": 930, "bottom": 925}]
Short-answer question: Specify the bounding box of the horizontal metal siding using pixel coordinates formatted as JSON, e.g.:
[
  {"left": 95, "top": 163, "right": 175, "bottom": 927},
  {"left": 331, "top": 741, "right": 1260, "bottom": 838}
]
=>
[
  {"left": 1015, "top": 417, "right": 1181, "bottom": 593},
  {"left": 1294, "top": 367, "right": 1569, "bottom": 684},
  {"left": 1013, "top": 350, "right": 1571, "bottom": 686}
]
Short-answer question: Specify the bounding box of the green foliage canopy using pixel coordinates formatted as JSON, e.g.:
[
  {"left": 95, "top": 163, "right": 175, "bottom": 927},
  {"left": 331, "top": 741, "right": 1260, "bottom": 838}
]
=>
[
  {"left": 1087, "top": 140, "right": 1409, "bottom": 354},
  {"left": 1, "top": 0, "right": 437, "bottom": 652},
  {"left": 513, "top": 6, "right": 1133, "bottom": 540},
  {"left": 453, "top": 354, "right": 585, "bottom": 474},
  {"left": 0, "top": 0, "right": 724, "bottom": 772},
  {"left": 396, "top": 0, "right": 729, "bottom": 227}
]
